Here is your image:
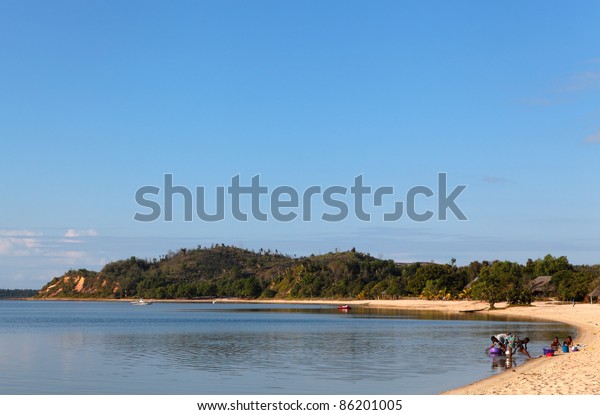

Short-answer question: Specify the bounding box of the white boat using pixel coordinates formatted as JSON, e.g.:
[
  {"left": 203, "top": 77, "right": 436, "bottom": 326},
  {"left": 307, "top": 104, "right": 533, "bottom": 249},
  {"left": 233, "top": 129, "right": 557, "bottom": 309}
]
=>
[{"left": 130, "top": 298, "right": 153, "bottom": 306}]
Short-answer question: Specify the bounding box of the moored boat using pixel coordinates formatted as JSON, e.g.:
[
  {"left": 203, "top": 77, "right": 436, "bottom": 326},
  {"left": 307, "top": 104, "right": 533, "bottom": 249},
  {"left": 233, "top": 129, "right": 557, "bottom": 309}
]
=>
[
  {"left": 338, "top": 305, "right": 351, "bottom": 311},
  {"left": 130, "top": 298, "right": 153, "bottom": 306}
]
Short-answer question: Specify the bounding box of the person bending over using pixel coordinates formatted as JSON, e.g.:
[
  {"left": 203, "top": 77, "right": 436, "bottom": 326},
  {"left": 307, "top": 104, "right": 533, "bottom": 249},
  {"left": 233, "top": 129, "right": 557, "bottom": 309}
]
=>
[
  {"left": 487, "top": 336, "right": 505, "bottom": 352},
  {"left": 517, "top": 337, "right": 532, "bottom": 358},
  {"left": 506, "top": 334, "right": 532, "bottom": 358}
]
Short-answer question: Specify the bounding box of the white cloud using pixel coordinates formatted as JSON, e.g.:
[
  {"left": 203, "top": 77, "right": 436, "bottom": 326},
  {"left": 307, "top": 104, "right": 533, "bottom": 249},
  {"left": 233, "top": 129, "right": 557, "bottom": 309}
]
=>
[
  {"left": 61, "top": 250, "right": 87, "bottom": 259},
  {"left": 0, "top": 229, "right": 107, "bottom": 287},
  {"left": 0, "top": 229, "right": 42, "bottom": 256},
  {"left": 46, "top": 250, "right": 92, "bottom": 266},
  {"left": 0, "top": 238, "right": 12, "bottom": 254},
  {"left": 60, "top": 238, "right": 83, "bottom": 244},
  {"left": 64, "top": 229, "right": 98, "bottom": 238},
  {"left": 0, "top": 230, "right": 41, "bottom": 237}
]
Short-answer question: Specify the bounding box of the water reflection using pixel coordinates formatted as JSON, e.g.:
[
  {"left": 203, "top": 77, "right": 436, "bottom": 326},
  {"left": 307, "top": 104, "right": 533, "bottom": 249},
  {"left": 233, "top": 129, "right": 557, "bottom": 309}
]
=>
[
  {"left": 0, "top": 301, "right": 575, "bottom": 394},
  {"left": 490, "top": 355, "right": 518, "bottom": 371},
  {"left": 188, "top": 304, "right": 551, "bottom": 323},
  {"left": 99, "top": 328, "right": 404, "bottom": 383}
]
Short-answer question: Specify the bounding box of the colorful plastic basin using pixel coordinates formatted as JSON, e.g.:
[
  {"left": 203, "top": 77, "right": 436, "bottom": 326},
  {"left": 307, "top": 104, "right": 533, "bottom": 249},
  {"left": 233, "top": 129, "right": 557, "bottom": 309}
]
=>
[{"left": 489, "top": 347, "right": 503, "bottom": 355}]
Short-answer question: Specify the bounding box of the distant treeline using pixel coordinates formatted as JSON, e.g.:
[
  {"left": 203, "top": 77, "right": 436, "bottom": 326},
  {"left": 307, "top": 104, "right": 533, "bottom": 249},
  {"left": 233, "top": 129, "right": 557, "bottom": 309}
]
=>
[
  {"left": 36, "top": 245, "right": 600, "bottom": 307},
  {"left": 0, "top": 289, "right": 38, "bottom": 298}
]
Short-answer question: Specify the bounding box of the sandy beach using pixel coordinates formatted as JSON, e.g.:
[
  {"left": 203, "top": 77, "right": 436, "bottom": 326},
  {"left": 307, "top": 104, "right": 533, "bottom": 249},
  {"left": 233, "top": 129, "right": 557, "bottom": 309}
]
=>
[
  {"left": 352, "top": 299, "right": 600, "bottom": 395},
  {"left": 435, "top": 301, "right": 600, "bottom": 395},
  {"left": 226, "top": 298, "right": 599, "bottom": 395}
]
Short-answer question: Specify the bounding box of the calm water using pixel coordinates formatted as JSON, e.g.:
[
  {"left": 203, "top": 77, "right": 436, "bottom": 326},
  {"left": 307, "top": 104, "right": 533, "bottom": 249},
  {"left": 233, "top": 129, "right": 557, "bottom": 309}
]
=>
[{"left": 0, "top": 301, "right": 573, "bottom": 394}]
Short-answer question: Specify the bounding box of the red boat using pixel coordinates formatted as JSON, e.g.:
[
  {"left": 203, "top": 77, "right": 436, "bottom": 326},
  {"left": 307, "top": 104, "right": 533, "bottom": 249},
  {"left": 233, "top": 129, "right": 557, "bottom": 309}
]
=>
[{"left": 338, "top": 305, "right": 351, "bottom": 311}]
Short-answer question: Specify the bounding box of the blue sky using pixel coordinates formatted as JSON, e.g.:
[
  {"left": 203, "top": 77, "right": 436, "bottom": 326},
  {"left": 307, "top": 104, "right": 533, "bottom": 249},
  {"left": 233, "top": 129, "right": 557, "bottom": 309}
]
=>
[{"left": 1, "top": 1, "right": 600, "bottom": 289}]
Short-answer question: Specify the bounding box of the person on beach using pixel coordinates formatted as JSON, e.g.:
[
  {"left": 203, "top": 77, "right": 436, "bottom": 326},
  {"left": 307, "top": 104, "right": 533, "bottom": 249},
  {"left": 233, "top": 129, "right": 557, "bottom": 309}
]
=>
[
  {"left": 505, "top": 333, "right": 517, "bottom": 355},
  {"left": 495, "top": 332, "right": 509, "bottom": 348},
  {"left": 551, "top": 336, "right": 561, "bottom": 350},
  {"left": 564, "top": 336, "right": 573, "bottom": 347},
  {"left": 506, "top": 334, "right": 532, "bottom": 358},
  {"left": 517, "top": 337, "right": 532, "bottom": 358},
  {"left": 487, "top": 336, "right": 505, "bottom": 352},
  {"left": 495, "top": 332, "right": 511, "bottom": 344}
]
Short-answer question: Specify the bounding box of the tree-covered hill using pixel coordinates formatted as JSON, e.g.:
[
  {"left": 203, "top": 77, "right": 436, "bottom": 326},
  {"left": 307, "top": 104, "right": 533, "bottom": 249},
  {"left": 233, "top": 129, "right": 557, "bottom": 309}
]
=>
[
  {"left": 0, "top": 289, "right": 39, "bottom": 299},
  {"left": 35, "top": 245, "right": 600, "bottom": 304}
]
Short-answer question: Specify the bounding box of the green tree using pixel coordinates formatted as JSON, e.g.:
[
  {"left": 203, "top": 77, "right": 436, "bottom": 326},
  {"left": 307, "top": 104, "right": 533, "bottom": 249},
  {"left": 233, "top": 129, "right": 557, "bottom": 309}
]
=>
[
  {"left": 471, "top": 261, "right": 523, "bottom": 308},
  {"left": 552, "top": 270, "right": 593, "bottom": 302},
  {"left": 533, "top": 255, "right": 572, "bottom": 277}
]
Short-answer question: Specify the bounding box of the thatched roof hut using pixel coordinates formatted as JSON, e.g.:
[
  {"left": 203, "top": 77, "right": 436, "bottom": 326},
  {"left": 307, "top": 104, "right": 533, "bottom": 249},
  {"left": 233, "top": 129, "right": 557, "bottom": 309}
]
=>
[
  {"left": 588, "top": 286, "right": 600, "bottom": 304},
  {"left": 528, "top": 276, "right": 555, "bottom": 297}
]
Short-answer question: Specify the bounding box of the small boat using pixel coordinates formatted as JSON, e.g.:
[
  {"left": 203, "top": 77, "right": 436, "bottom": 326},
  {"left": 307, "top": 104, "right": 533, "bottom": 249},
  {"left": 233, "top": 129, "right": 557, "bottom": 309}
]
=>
[
  {"left": 459, "top": 308, "right": 487, "bottom": 313},
  {"left": 338, "top": 305, "right": 351, "bottom": 311},
  {"left": 130, "top": 298, "right": 153, "bottom": 306}
]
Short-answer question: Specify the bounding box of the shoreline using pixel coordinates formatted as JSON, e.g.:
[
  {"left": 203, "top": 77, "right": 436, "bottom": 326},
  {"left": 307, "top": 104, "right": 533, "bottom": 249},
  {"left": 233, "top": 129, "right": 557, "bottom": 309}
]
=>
[
  {"left": 10, "top": 297, "right": 599, "bottom": 394},
  {"left": 199, "top": 298, "right": 600, "bottom": 394},
  {"left": 325, "top": 299, "right": 598, "bottom": 394}
]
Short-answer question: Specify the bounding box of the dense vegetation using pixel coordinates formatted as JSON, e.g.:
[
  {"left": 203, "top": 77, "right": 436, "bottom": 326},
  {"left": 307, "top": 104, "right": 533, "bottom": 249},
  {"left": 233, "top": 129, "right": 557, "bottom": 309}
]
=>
[
  {"left": 0, "top": 289, "right": 39, "bottom": 298},
  {"left": 36, "top": 245, "right": 600, "bottom": 306}
]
